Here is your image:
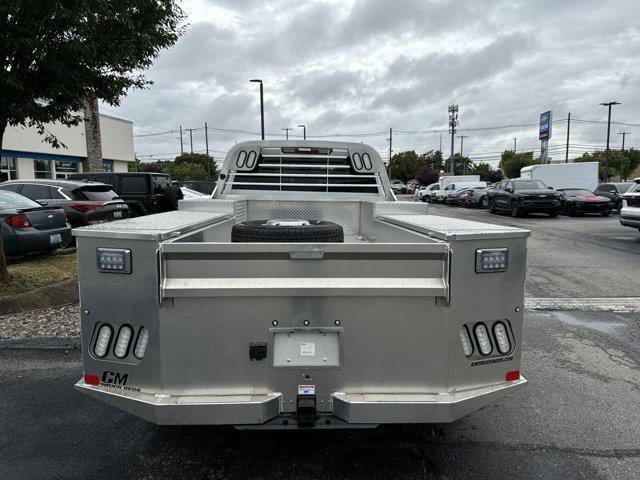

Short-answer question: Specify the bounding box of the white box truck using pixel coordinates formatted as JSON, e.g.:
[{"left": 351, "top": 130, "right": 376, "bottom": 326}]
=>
[
  {"left": 520, "top": 163, "right": 599, "bottom": 191},
  {"left": 439, "top": 175, "right": 480, "bottom": 188}
]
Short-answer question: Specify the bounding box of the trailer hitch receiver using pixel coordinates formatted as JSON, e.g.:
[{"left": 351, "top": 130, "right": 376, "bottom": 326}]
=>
[{"left": 296, "top": 394, "right": 317, "bottom": 426}]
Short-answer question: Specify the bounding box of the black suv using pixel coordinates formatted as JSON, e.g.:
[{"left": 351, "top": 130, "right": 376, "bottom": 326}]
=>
[
  {"left": 594, "top": 182, "right": 636, "bottom": 211},
  {"left": 67, "top": 172, "right": 183, "bottom": 216},
  {"left": 488, "top": 179, "right": 561, "bottom": 217},
  {"left": 0, "top": 179, "right": 129, "bottom": 227}
]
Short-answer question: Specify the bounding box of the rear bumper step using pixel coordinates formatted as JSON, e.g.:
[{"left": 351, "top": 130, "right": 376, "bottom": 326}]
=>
[{"left": 75, "top": 377, "right": 526, "bottom": 426}]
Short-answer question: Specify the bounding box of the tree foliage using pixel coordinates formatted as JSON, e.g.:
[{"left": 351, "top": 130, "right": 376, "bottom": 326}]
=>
[
  {"left": 389, "top": 150, "right": 423, "bottom": 183},
  {"left": 174, "top": 153, "right": 218, "bottom": 180},
  {"left": 389, "top": 150, "right": 447, "bottom": 184},
  {"left": 447, "top": 154, "right": 473, "bottom": 176},
  {"left": 574, "top": 149, "right": 640, "bottom": 181},
  {"left": 0, "top": 0, "right": 185, "bottom": 280},
  {"left": 132, "top": 160, "right": 171, "bottom": 173},
  {"left": 415, "top": 169, "right": 439, "bottom": 186},
  {"left": 164, "top": 162, "right": 208, "bottom": 181},
  {"left": 499, "top": 150, "right": 536, "bottom": 179},
  {"left": 472, "top": 162, "right": 503, "bottom": 183},
  {"left": 421, "top": 150, "right": 444, "bottom": 172},
  {"left": 0, "top": 1, "right": 185, "bottom": 147}
]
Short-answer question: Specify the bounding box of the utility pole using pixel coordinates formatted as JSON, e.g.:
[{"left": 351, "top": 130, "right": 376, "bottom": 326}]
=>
[
  {"left": 448, "top": 105, "right": 458, "bottom": 173},
  {"left": 565, "top": 112, "right": 571, "bottom": 163},
  {"left": 457, "top": 135, "right": 468, "bottom": 174},
  {"left": 188, "top": 128, "right": 193, "bottom": 153},
  {"left": 600, "top": 101, "right": 620, "bottom": 181},
  {"left": 282, "top": 127, "right": 292, "bottom": 139},
  {"left": 458, "top": 135, "right": 468, "bottom": 156},
  {"left": 513, "top": 137, "right": 517, "bottom": 153},
  {"left": 619, "top": 131, "right": 629, "bottom": 180},
  {"left": 179, "top": 125, "right": 184, "bottom": 154},
  {"left": 388, "top": 127, "right": 393, "bottom": 165},
  {"left": 205, "top": 122, "right": 211, "bottom": 180},
  {"left": 439, "top": 132, "right": 442, "bottom": 152}
]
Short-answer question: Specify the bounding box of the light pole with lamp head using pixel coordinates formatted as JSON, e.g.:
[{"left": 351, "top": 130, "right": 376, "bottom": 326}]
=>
[
  {"left": 250, "top": 79, "right": 264, "bottom": 140},
  {"left": 297, "top": 124, "right": 306, "bottom": 140},
  {"left": 600, "top": 101, "right": 620, "bottom": 181}
]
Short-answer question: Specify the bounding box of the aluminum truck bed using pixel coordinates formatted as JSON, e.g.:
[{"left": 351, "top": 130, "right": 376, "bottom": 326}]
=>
[{"left": 74, "top": 141, "right": 529, "bottom": 429}]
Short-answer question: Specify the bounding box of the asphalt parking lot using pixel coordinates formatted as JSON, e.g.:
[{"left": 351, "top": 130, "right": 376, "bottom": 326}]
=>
[
  {"left": 1, "top": 202, "right": 639, "bottom": 480},
  {"left": 421, "top": 200, "right": 640, "bottom": 298}
]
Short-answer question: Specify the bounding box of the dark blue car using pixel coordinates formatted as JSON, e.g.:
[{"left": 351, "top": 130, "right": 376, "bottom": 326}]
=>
[{"left": 0, "top": 190, "right": 71, "bottom": 255}]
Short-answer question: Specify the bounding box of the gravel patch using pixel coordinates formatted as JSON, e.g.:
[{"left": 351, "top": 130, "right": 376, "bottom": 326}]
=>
[{"left": 0, "top": 304, "right": 80, "bottom": 340}]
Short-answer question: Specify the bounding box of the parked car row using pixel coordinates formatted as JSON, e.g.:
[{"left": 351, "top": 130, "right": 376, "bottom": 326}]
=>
[
  {"left": 415, "top": 178, "right": 640, "bottom": 226},
  {"left": 0, "top": 172, "right": 186, "bottom": 257}
]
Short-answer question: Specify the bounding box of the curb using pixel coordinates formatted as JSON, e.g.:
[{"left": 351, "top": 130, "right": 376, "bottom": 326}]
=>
[
  {"left": 524, "top": 297, "right": 640, "bottom": 314},
  {"left": 0, "top": 278, "right": 79, "bottom": 316}
]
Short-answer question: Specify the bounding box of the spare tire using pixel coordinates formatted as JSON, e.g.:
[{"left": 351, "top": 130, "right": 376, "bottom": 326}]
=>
[{"left": 231, "top": 220, "right": 344, "bottom": 243}]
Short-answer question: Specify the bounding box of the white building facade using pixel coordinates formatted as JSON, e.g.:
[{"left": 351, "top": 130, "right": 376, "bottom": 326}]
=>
[{"left": 1, "top": 113, "right": 134, "bottom": 182}]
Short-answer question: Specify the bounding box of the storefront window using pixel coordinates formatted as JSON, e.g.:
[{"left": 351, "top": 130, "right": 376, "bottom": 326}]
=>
[
  {"left": 55, "top": 161, "right": 80, "bottom": 179},
  {"left": 103, "top": 162, "right": 114, "bottom": 173},
  {"left": 34, "top": 159, "right": 53, "bottom": 179},
  {"left": 0, "top": 157, "right": 17, "bottom": 181}
]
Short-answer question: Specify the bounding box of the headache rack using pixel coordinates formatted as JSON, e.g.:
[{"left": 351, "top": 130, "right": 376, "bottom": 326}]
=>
[{"left": 221, "top": 147, "right": 384, "bottom": 196}]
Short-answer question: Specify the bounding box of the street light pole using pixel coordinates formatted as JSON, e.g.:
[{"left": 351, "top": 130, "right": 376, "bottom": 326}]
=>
[
  {"left": 250, "top": 79, "right": 265, "bottom": 140},
  {"left": 619, "top": 131, "right": 629, "bottom": 180},
  {"left": 297, "top": 124, "right": 306, "bottom": 140},
  {"left": 600, "top": 101, "right": 620, "bottom": 181},
  {"left": 282, "top": 127, "right": 292, "bottom": 139}
]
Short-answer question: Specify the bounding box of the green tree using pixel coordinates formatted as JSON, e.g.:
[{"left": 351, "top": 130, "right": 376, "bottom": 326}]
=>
[
  {"left": 137, "top": 160, "right": 171, "bottom": 173},
  {"left": 174, "top": 153, "right": 218, "bottom": 180},
  {"left": 420, "top": 150, "right": 444, "bottom": 172},
  {"left": 0, "top": 1, "right": 185, "bottom": 281},
  {"left": 574, "top": 149, "right": 640, "bottom": 181},
  {"left": 414, "top": 150, "right": 442, "bottom": 185},
  {"left": 415, "top": 169, "right": 439, "bottom": 186},
  {"left": 448, "top": 153, "right": 473, "bottom": 175},
  {"left": 389, "top": 150, "right": 424, "bottom": 183},
  {"left": 499, "top": 150, "right": 536, "bottom": 179},
  {"left": 165, "top": 162, "right": 208, "bottom": 181},
  {"left": 471, "top": 162, "right": 503, "bottom": 183}
]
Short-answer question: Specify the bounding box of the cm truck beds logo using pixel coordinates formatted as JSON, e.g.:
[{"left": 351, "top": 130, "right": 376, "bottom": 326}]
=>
[
  {"left": 100, "top": 371, "right": 140, "bottom": 392},
  {"left": 102, "top": 371, "right": 128, "bottom": 385}
]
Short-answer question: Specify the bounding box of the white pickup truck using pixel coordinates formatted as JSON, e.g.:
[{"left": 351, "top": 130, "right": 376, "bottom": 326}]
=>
[
  {"left": 74, "top": 141, "right": 529, "bottom": 428},
  {"left": 620, "top": 178, "right": 640, "bottom": 233}
]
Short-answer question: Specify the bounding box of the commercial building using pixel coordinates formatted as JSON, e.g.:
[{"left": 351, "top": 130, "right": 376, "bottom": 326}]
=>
[{"left": 1, "top": 112, "right": 134, "bottom": 182}]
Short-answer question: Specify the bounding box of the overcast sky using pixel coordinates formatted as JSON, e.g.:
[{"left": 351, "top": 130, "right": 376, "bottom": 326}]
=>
[{"left": 103, "top": 0, "right": 640, "bottom": 166}]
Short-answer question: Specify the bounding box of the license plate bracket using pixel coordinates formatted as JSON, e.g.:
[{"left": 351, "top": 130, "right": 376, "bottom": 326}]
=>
[{"left": 271, "top": 328, "right": 341, "bottom": 368}]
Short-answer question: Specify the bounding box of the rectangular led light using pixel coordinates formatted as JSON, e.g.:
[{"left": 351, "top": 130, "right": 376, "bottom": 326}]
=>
[
  {"left": 475, "top": 248, "right": 508, "bottom": 273},
  {"left": 97, "top": 248, "right": 132, "bottom": 274}
]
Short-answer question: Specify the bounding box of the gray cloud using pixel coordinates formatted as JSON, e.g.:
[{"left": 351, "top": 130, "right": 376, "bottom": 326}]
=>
[{"left": 108, "top": 0, "right": 640, "bottom": 164}]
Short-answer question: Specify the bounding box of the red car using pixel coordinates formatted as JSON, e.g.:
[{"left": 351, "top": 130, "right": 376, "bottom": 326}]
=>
[{"left": 557, "top": 188, "right": 612, "bottom": 216}]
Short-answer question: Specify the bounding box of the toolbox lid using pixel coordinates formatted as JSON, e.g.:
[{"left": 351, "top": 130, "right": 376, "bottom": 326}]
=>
[
  {"left": 379, "top": 214, "right": 530, "bottom": 241},
  {"left": 73, "top": 211, "right": 230, "bottom": 240}
]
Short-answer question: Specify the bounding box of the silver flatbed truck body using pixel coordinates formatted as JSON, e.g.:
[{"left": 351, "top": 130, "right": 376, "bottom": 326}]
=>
[{"left": 74, "top": 141, "right": 529, "bottom": 428}]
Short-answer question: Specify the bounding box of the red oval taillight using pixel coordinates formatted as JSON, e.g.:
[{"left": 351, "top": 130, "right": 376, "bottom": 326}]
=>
[{"left": 6, "top": 213, "right": 31, "bottom": 228}]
